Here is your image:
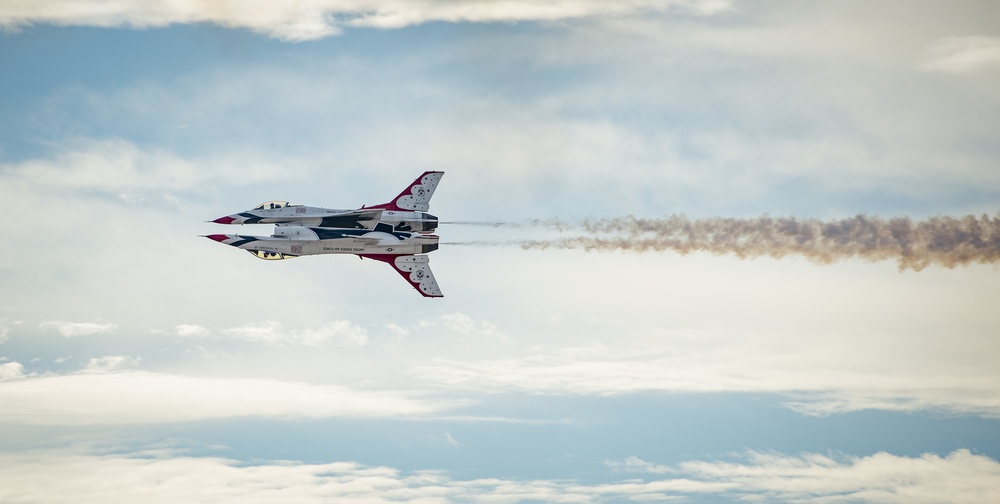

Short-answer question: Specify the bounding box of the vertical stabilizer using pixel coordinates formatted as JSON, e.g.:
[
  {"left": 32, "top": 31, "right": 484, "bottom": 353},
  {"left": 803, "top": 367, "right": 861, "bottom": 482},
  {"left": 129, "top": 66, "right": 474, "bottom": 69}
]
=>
[{"left": 367, "top": 171, "right": 443, "bottom": 212}]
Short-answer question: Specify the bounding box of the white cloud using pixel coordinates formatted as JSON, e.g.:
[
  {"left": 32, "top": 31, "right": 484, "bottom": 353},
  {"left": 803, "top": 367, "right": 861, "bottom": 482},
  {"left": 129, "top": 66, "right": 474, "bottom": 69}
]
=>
[
  {"left": 0, "top": 319, "right": 10, "bottom": 344},
  {"left": 13, "top": 139, "right": 197, "bottom": 191},
  {"left": 422, "top": 313, "right": 504, "bottom": 341},
  {"left": 83, "top": 355, "right": 140, "bottom": 373},
  {"left": 0, "top": 362, "right": 25, "bottom": 381},
  {"left": 0, "top": 0, "right": 732, "bottom": 41},
  {"left": 781, "top": 391, "right": 1000, "bottom": 418},
  {"left": 39, "top": 321, "right": 117, "bottom": 337},
  {"left": 608, "top": 450, "right": 1000, "bottom": 503},
  {"left": 221, "top": 320, "right": 368, "bottom": 347},
  {"left": 0, "top": 370, "right": 449, "bottom": 425},
  {"left": 425, "top": 431, "right": 461, "bottom": 449},
  {"left": 383, "top": 322, "right": 410, "bottom": 341},
  {"left": 117, "top": 192, "right": 146, "bottom": 205},
  {"left": 412, "top": 325, "right": 1000, "bottom": 417},
  {"left": 920, "top": 36, "right": 1000, "bottom": 73},
  {"left": 0, "top": 446, "right": 994, "bottom": 504},
  {"left": 182, "top": 345, "right": 237, "bottom": 361},
  {"left": 4, "top": 138, "right": 281, "bottom": 194},
  {"left": 174, "top": 324, "right": 211, "bottom": 338},
  {"left": 605, "top": 456, "right": 675, "bottom": 474}
]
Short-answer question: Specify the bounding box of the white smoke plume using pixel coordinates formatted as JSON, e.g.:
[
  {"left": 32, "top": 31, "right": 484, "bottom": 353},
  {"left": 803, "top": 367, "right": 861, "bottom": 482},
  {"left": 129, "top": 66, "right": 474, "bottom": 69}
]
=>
[{"left": 444, "top": 214, "right": 1000, "bottom": 271}]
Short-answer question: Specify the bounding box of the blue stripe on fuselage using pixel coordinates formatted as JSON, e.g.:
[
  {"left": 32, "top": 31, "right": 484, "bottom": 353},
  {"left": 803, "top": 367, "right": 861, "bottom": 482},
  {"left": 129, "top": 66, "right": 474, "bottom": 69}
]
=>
[
  {"left": 230, "top": 236, "right": 260, "bottom": 247},
  {"left": 238, "top": 212, "right": 263, "bottom": 224},
  {"left": 309, "top": 228, "right": 412, "bottom": 240}
]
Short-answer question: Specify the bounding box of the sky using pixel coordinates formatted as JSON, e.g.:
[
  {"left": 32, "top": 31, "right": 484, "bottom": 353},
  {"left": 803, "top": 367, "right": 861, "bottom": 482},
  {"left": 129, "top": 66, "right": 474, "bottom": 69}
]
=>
[{"left": 1, "top": 1, "right": 1000, "bottom": 502}]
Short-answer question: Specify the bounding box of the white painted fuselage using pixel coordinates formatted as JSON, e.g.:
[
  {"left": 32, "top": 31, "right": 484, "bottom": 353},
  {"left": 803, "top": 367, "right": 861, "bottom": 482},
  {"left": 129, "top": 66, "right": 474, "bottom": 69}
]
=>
[{"left": 205, "top": 226, "right": 439, "bottom": 259}]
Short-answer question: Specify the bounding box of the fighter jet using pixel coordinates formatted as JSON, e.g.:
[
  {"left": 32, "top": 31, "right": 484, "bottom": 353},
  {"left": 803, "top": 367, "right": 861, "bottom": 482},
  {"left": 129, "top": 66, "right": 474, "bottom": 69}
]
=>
[
  {"left": 204, "top": 171, "right": 444, "bottom": 298},
  {"left": 210, "top": 171, "right": 443, "bottom": 233}
]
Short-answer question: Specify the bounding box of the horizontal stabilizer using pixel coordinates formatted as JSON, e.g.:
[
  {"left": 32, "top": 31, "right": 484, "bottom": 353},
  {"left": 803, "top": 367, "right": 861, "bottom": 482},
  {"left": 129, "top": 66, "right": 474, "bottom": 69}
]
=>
[{"left": 359, "top": 254, "right": 443, "bottom": 298}]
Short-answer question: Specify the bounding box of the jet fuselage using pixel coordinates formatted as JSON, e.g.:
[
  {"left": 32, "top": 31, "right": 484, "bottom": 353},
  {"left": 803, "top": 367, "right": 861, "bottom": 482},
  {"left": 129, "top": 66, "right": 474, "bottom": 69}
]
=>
[
  {"left": 213, "top": 205, "right": 438, "bottom": 233},
  {"left": 205, "top": 226, "right": 439, "bottom": 259}
]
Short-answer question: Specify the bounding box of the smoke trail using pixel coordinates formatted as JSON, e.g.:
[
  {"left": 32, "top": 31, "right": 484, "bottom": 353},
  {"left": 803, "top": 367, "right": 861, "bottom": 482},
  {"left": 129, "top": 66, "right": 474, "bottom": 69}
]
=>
[
  {"left": 441, "top": 218, "right": 572, "bottom": 231},
  {"left": 444, "top": 214, "right": 1000, "bottom": 271}
]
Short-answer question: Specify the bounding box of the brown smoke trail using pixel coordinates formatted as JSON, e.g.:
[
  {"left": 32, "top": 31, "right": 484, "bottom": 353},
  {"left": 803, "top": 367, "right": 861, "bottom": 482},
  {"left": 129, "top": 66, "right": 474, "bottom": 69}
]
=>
[
  {"left": 441, "top": 218, "right": 572, "bottom": 231},
  {"left": 445, "top": 214, "right": 1000, "bottom": 271}
]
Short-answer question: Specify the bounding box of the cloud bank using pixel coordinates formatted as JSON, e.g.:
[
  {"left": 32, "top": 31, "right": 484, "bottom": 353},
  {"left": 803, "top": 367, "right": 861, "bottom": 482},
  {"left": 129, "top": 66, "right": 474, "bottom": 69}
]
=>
[
  {"left": 921, "top": 36, "right": 1000, "bottom": 74},
  {"left": 0, "top": 446, "right": 996, "bottom": 503},
  {"left": 0, "top": 0, "right": 732, "bottom": 41},
  {"left": 3, "top": 139, "right": 281, "bottom": 194},
  {"left": 0, "top": 367, "right": 449, "bottom": 425},
  {"left": 414, "top": 334, "right": 1000, "bottom": 417},
  {"left": 605, "top": 450, "right": 1000, "bottom": 503}
]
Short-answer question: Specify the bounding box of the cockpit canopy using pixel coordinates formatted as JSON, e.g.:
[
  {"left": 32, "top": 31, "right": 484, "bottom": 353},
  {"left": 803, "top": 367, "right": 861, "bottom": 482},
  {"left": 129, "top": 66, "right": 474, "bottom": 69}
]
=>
[
  {"left": 252, "top": 201, "right": 297, "bottom": 210},
  {"left": 247, "top": 250, "right": 294, "bottom": 260}
]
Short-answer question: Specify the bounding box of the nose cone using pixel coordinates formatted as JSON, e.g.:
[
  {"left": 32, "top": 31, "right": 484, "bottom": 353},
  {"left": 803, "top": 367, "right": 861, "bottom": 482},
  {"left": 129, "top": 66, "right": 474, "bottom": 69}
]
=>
[
  {"left": 212, "top": 215, "right": 238, "bottom": 224},
  {"left": 203, "top": 234, "right": 230, "bottom": 243}
]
